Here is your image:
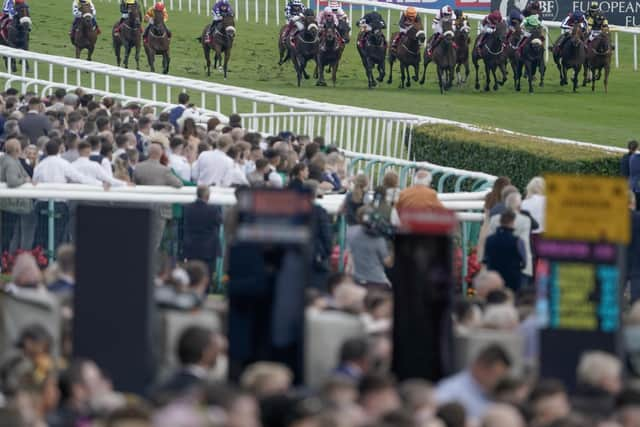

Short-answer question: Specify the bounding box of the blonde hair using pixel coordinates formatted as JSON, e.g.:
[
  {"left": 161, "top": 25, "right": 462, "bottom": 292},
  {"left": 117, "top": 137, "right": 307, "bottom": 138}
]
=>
[
  {"left": 525, "top": 177, "right": 545, "bottom": 198},
  {"left": 240, "top": 362, "right": 293, "bottom": 396},
  {"left": 351, "top": 174, "right": 369, "bottom": 204},
  {"left": 577, "top": 351, "right": 621, "bottom": 388}
]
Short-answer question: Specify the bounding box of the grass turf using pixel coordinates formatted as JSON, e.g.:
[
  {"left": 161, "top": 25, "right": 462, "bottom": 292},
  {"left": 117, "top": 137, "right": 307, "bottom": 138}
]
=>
[{"left": 23, "top": 0, "right": 640, "bottom": 147}]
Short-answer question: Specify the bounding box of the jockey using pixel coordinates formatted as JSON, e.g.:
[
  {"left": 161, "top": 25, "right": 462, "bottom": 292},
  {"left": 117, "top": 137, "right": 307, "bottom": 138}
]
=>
[
  {"left": 586, "top": 1, "right": 608, "bottom": 41},
  {"left": 476, "top": 10, "right": 503, "bottom": 51},
  {"left": 454, "top": 9, "right": 468, "bottom": 30},
  {"left": 143, "top": 1, "right": 170, "bottom": 42},
  {"left": 391, "top": 7, "right": 421, "bottom": 51},
  {"left": 516, "top": 14, "right": 542, "bottom": 52},
  {"left": 522, "top": 0, "right": 542, "bottom": 19},
  {"left": 557, "top": 10, "right": 587, "bottom": 51},
  {"left": 115, "top": 0, "right": 142, "bottom": 36},
  {"left": 329, "top": 0, "right": 349, "bottom": 25},
  {"left": 358, "top": 10, "right": 384, "bottom": 33},
  {"left": 426, "top": 6, "right": 455, "bottom": 56},
  {"left": 207, "top": 0, "right": 234, "bottom": 41},
  {"left": 505, "top": 10, "right": 523, "bottom": 44},
  {"left": 71, "top": 0, "right": 99, "bottom": 38},
  {"left": 282, "top": 0, "right": 305, "bottom": 41},
  {"left": 1, "top": 0, "right": 27, "bottom": 23},
  {"left": 317, "top": 6, "right": 338, "bottom": 28}
]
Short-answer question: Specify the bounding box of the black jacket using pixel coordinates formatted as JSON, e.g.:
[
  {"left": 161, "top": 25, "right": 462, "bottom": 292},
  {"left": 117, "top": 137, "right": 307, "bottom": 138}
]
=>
[
  {"left": 483, "top": 226, "right": 525, "bottom": 291},
  {"left": 183, "top": 199, "right": 223, "bottom": 262}
]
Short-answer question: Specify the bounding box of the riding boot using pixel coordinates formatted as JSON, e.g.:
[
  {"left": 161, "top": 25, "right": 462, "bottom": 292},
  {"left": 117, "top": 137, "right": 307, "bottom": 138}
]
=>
[{"left": 428, "top": 35, "right": 441, "bottom": 57}]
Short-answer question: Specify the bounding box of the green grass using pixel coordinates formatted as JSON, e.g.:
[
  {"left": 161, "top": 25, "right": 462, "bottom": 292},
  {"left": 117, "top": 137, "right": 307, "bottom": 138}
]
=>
[{"left": 23, "top": 0, "right": 640, "bottom": 147}]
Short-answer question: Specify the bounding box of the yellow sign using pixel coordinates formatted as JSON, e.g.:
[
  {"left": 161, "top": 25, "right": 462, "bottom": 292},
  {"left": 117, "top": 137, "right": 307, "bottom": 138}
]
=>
[{"left": 545, "top": 175, "right": 630, "bottom": 244}]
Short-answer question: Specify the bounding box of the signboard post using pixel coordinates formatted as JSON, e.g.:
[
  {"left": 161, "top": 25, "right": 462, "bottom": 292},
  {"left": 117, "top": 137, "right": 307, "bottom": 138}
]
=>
[{"left": 537, "top": 175, "right": 629, "bottom": 391}]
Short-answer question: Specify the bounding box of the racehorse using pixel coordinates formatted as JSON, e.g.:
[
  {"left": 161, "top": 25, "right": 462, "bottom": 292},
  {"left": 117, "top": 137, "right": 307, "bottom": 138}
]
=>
[
  {"left": 514, "top": 27, "right": 545, "bottom": 93},
  {"left": 553, "top": 25, "right": 586, "bottom": 92},
  {"left": 454, "top": 18, "right": 471, "bottom": 85},
  {"left": 287, "top": 12, "right": 319, "bottom": 87},
  {"left": 584, "top": 31, "right": 611, "bottom": 93},
  {"left": 144, "top": 8, "right": 171, "bottom": 74},
  {"left": 337, "top": 18, "right": 350, "bottom": 44},
  {"left": 200, "top": 15, "right": 235, "bottom": 78},
  {"left": 387, "top": 22, "right": 425, "bottom": 89},
  {"left": 113, "top": 2, "right": 141, "bottom": 69},
  {"left": 472, "top": 20, "right": 508, "bottom": 91},
  {"left": 0, "top": 3, "right": 31, "bottom": 72},
  {"left": 421, "top": 18, "right": 456, "bottom": 93},
  {"left": 316, "top": 20, "right": 344, "bottom": 86},
  {"left": 505, "top": 24, "right": 523, "bottom": 88},
  {"left": 72, "top": 4, "right": 98, "bottom": 61},
  {"left": 357, "top": 23, "right": 387, "bottom": 89}
]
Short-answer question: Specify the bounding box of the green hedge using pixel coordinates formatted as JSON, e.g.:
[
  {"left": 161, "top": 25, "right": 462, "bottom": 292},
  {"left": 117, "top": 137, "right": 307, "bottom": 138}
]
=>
[{"left": 411, "top": 124, "right": 621, "bottom": 190}]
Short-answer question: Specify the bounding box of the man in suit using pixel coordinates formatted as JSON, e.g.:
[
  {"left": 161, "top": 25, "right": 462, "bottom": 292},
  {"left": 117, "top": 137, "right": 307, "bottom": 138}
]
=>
[
  {"left": 133, "top": 142, "right": 183, "bottom": 252},
  {"left": 152, "top": 325, "right": 219, "bottom": 402},
  {"left": 183, "top": 186, "right": 223, "bottom": 268},
  {"left": 0, "top": 139, "right": 34, "bottom": 252},
  {"left": 18, "top": 97, "right": 51, "bottom": 145}
]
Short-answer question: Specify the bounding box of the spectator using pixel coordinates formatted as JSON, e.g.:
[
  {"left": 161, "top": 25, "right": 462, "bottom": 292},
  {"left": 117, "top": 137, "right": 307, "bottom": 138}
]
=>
[
  {"left": 436, "top": 402, "right": 466, "bottom": 427},
  {"left": 0, "top": 138, "right": 34, "bottom": 252},
  {"left": 630, "top": 144, "right": 640, "bottom": 211},
  {"left": 169, "top": 93, "right": 190, "bottom": 130},
  {"left": 521, "top": 176, "right": 546, "bottom": 233},
  {"left": 472, "top": 270, "right": 505, "bottom": 300},
  {"left": 87, "top": 135, "right": 113, "bottom": 178},
  {"left": 436, "top": 344, "right": 512, "bottom": 421},
  {"left": 263, "top": 148, "right": 284, "bottom": 188},
  {"left": 72, "top": 141, "right": 127, "bottom": 187},
  {"left": 630, "top": 192, "right": 640, "bottom": 303},
  {"left": 205, "top": 384, "right": 261, "bottom": 427},
  {"left": 47, "top": 244, "right": 75, "bottom": 295},
  {"left": 133, "top": 143, "right": 183, "bottom": 251},
  {"left": 156, "top": 261, "right": 211, "bottom": 310},
  {"left": 572, "top": 351, "right": 622, "bottom": 421},
  {"left": 395, "top": 168, "right": 444, "bottom": 213},
  {"left": 226, "top": 145, "right": 250, "bottom": 187},
  {"left": 19, "top": 97, "right": 51, "bottom": 145},
  {"left": 373, "top": 171, "right": 401, "bottom": 222},
  {"left": 358, "top": 374, "right": 401, "bottom": 421},
  {"left": 482, "top": 304, "right": 519, "bottom": 330},
  {"left": 183, "top": 186, "right": 223, "bottom": 268},
  {"left": 343, "top": 173, "right": 369, "bottom": 226},
  {"left": 228, "top": 113, "right": 242, "bottom": 129},
  {"left": 192, "top": 135, "right": 234, "bottom": 187},
  {"left": 488, "top": 185, "right": 519, "bottom": 217},
  {"left": 21, "top": 144, "right": 38, "bottom": 178},
  {"left": 153, "top": 326, "right": 219, "bottom": 401},
  {"left": 113, "top": 156, "right": 132, "bottom": 184},
  {"left": 240, "top": 362, "right": 293, "bottom": 398},
  {"left": 168, "top": 136, "right": 191, "bottom": 182},
  {"left": 452, "top": 297, "right": 482, "bottom": 334},
  {"left": 334, "top": 337, "right": 371, "bottom": 382},
  {"left": 399, "top": 379, "right": 436, "bottom": 425},
  {"left": 483, "top": 210, "right": 526, "bottom": 292},
  {"left": 622, "top": 140, "right": 638, "bottom": 178},
  {"left": 46, "top": 88, "right": 66, "bottom": 112},
  {"left": 288, "top": 163, "right": 309, "bottom": 191},
  {"left": 488, "top": 193, "right": 534, "bottom": 285},
  {"left": 528, "top": 379, "right": 571, "bottom": 427},
  {"left": 480, "top": 403, "right": 526, "bottom": 427},
  {"left": 65, "top": 111, "right": 84, "bottom": 141},
  {"left": 346, "top": 206, "right": 393, "bottom": 289},
  {"left": 61, "top": 132, "right": 81, "bottom": 163},
  {"left": 308, "top": 181, "right": 333, "bottom": 291},
  {"left": 247, "top": 158, "right": 269, "bottom": 187}
]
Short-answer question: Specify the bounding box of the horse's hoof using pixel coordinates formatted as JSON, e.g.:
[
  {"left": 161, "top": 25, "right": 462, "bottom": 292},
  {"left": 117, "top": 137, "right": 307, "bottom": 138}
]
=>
[
  {"left": 493, "top": 86, "right": 498, "bottom": 91},
  {"left": 406, "top": 82, "right": 411, "bottom": 88},
  {"left": 316, "top": 81, "right": 326, "bottom": 86},
  {"left": 529, "top": 88, "right": 534, "bottom": 93},
  {"left": 516, "top": 86, "right": 520, "bottom": 92},
  {"left": 539, "top": 82, "right": 544, "bottom": 87},
  {"left": 371, "top": 81, "right": 377, "bottom": 87},
  {"left": 387, "top": 79, "right": 392, "bottom": 84},
  {"left": 412, "top": 76, "right": 418, "bottom": 82},
  {"left": 475, "top": 84, "right": 480, "bottom": 90},
  {"left": 484, "top": 87, "right": 489, "bottom": 92}
]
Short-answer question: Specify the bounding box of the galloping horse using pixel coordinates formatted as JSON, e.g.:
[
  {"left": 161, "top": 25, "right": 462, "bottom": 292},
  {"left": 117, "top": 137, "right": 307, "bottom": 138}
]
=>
[
  {"left": 472, "top": 20, "right": 508, "bottom": 91},
  {"left": 357, "top": 22, "right": 387, "bottom": 89},
  {"left": 387, "top": 22, "right": 425, "bottom": 89},
  {"left": 200, "top": 15, "right": 235, "bottom": 78},
  {"left": 287, "top": 12, "right": 319, "bottom": 87},
  {"left": 144, "top": 8, "right": 171, "bottom": 74},
  {"left": 0, "top": 3, "right": 31, "bottom": 71},
  {"left": 316, "top": 20, "right": 344, "bottom": 86},
  {"left": 514, "top": 27, "right": 545, "bottom": 93},
  {"left": 553, "top": 25, "right": 586, "bottom": 92},
  {"left": 454, "top": 18, "right": 471, "bottom": 85},
  {"left": 72, "top": 3, "right": 98, "bottom": 61},
  {"left": 337, "top": 18, "right": 350, "bottom": 44},
  {"left": 113, "top": 2, "right": 141, "bottom": 69},
  {"left": 584, "top": 32, "right": 611, "bottom": 93},
  {"left": 421, "top": 18, "right": 456, "bottom": 93},
  {"left": 505, "top": 24, "right": 523, "bottom": 87}
]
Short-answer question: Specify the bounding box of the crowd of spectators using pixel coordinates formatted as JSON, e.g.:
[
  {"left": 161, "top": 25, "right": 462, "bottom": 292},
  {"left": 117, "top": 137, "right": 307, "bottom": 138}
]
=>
[{"left": 0, "top": 87, "right": 640, "bottom": 427}]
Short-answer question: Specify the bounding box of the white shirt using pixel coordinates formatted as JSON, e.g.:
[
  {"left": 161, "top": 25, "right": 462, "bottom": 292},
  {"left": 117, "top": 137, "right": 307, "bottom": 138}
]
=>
[
  {"left": 72, "top": 157, "right": 127, "bottom": 187},
  {"left": 521, "top": 194, "right": 546, "bottom": 233},
  {"left": 34, "top": 155, "right": 102, "bottom": 186},
  {"left": 112, "top": 148, "right": 126, "bottom": 164},
  {"left": 169, "top": 153, "right": 192, "bottom": 182},
  {"left": 90, "top": 151, "right": 114, "bottom": 178},
  {"left": 267, "top": 168, "right": 283, "bottom": 188},
  {"left": 229, "top": 163, "right": 249, "bottom": 186},
  {"left": 192, "top": 149, "right": 234, "bottom": 187}
]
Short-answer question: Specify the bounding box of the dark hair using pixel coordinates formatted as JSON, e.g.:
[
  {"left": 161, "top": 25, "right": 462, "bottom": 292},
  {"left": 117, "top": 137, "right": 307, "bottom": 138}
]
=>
[
  {"left": 77, "top": 141, "right": 91, "bottom": 152},
  {"left": 484, "top": 176, "right": 512, "bottom": 210},
  {"left": 486, "top": 289, "right": 509, "bottom": 305},
  {"left": 229, "top": 113, "right": 242, "bottom": 127},
  {"left": 304, "top": 142, "right": 320, "bottom": 161},
  {"left": 100, "top": 141, "right": 113, "bottom": 157},
  {"left": 326, "top": 272, "right": 349, "bottom": 294},
  {"left": 255, "top": 158, "right": 269, "bottom": 170},
  {"left": 178, "top": 93, "right": 190, "bottom": 105},
  {"left": 289, "top": 163, "right": 307, "bottom": 180},
  {"left": 17, "top": 324, "right": 52, "bottom": 351},
  {"left": 115, "top": 133, "right": 129, "bottom": 149},
  {"left": 529, "top": 379, "right": 566, "bottom": 404},
  {"left": 453, "top": 297, "right": 476, "bottom": 323},
  {"left": 170, "top": 136, "right": 184, "bottom": 150},
  {"left": 615, "top": 387, "right": 640, "bottom": 409},
  {"left": 138, "top": 116, "right": 152, "bottom": 129},
  {"left": 475, "top": 344, "right": 512, "bottom": 367},
  {"left": 177, "top": 326, "right": 213, "bottom": 365},
  {"left": 184, "top": 260, "right": 209, "bottom": 288},
  {"left": 500, "top": 209, "right": 516, "bottom": 226},
  {"left": 27, "top": 97, "right": 41, "bottom": 107},
  {"left": 358, "top": 374, "right": 396, "bottom": 397},
  {"left": 54, "top": 88, "right": 66, "bottom": 100},
  {"left": 45, "top": 139, "right": 61, "bottom": 156},
  {"left": 96, "top": 116, "right": 110, "bottom": 132},
  {"left": 628, "top": 140, "right": 639, "bottom": 152},
  {"left": 226, "top": 145, "right": 240, "bottom": 161},
  {"left": 87, "top": 135, "right": 101, "bottom": 151},
  {"left": 206, "top": 383, "right": 251, "bottom": 410},
  {"left": 339, "top": 337, "right": 370, "bottom": 364},
  {"left": 436, "top": 402, "right": 466, "bottom": 427},
  {"left": 68, "top": 111, "right": 83, "bottom": 125},
  {"left": 197, "top": 142, "right": 210, "bottom": 155},
  {"left": 196, "top": 186, "right": 209, "bottom": 201}
]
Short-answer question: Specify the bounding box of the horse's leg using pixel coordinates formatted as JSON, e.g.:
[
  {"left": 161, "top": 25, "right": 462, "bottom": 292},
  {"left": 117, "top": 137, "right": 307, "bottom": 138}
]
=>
[
  {"left": 583, "top": 61, "right": 589, "bottom": 86},
  {"left": 499, "top": 62, "right": 507, "bottom": 86},
  {"left": 88, "top": 45, "right": 94, "bottom": 61},
  {"left": 204, "top": 45, "right": 211, "bottom": 77},
  {"left": 332, "top": 61, "right": 338, "bottom": 87},
  {"left": 539, "top": 59, "right": 545, "bottom": 87},
  {"left": 483, "top": 62, "right": 491, "bottom": 92},
  {"left": 163, "top": 52, "right": 170, "bottom": 74},
  {"left": 527, "top": 62, "right": 534, "bottom": 93},
  {"left": 592, "top": 65, "right": 597, "bottom": 92},
  {"left": 473, "top": 56, "right": 480, "bottom": 90},
  {"left": 405, "top": 63, "right": 411, "bottom": 88},
  {"left": 420, "top": 58, "right": 428, "bottom": 85},
  {"left": 437, "top": 66, "right": 444, "bottom": 95},
  {"left": 377, "top": 60, "right": 385, "bottom": 82},
  {"left": 491, "top": 66, "right": 500, "bottom": 91},
  {"left": 572, "top": 65, "right": 579, "bottom": 92},
  {"left": 316, "top": 56, "right": 326, "bottom": 86},
  {"left": 123, "top": 43, "right": 131, "bottom": 68},
  {"left": 412, "top": 61, "right": 419, "bottom": 82},
  {"left": 387, "top": 55, "right": 394, "bottom": 84},
  {"left": 398, "top": 62, "right": 405, "bottom": 89},
  {"left": 147, "top": 48, "right": 155, "bottom": 72},
  {"left": 223, "top": 49, "right": 230, "bottom": 79}
]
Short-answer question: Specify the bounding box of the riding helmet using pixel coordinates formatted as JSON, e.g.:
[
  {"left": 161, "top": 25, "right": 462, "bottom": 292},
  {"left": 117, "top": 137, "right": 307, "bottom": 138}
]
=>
[
  {"left": 572, "top": 10, "right": 584, "bottom": 20},
  {"left": 405, "top": 7, "right": 418, "bottom": 18},
  {"left": 589, "top": 1, "right": 599, "bottom": 12}
]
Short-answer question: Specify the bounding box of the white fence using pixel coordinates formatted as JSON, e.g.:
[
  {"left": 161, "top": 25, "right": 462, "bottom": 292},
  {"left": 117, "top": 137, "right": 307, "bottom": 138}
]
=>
[{"left": 97, "top": 0, "right": 640, "bottom": 70}]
